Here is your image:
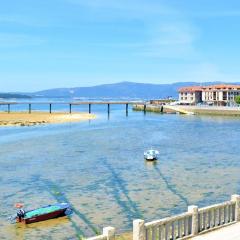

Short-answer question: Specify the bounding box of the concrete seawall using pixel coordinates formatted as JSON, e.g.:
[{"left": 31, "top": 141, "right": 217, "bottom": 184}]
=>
[
  {"left": 174, "top": 105, "right": 240, "bottom": 116},
  {"left": 133, "top": 104, "right": 240, "bottom": 116},
  {"left": 132, "top": 104, "right": 176, "bottom": 114}
]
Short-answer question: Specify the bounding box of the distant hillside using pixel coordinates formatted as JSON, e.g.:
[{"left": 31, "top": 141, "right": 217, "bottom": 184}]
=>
[
  {"left": 34, "top": 81, "right": 207, "bottom": 99},
  {"left": 0, "top": 93, "right": 31, "bottom": 99}
]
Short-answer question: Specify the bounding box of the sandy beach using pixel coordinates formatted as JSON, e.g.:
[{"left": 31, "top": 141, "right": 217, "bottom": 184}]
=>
[{"left": 0, "top": 112, "right": 96, "bottom": 126}]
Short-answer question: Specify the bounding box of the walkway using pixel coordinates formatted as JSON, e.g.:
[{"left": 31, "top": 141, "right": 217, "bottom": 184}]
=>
[
  {"left": 164, "top": 105, "right": 195, "bottom": 115},
  {"left": 191, "top": 222, "right": 240, "bottom": 240}
]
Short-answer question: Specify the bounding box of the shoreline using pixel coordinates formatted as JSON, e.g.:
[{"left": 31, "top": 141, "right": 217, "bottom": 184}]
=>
[{"left": 0, "top": 112, "right": 96, "bottom": 126}]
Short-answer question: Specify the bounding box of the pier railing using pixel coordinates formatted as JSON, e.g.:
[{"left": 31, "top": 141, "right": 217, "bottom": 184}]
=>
[{"left": 133, "top": 194, "right": 240, "bottom": 240}]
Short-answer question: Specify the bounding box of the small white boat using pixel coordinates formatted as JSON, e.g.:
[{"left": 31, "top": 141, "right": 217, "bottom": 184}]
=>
[{"left": 144, "top": 149, "right": 159, "bottom": 161}]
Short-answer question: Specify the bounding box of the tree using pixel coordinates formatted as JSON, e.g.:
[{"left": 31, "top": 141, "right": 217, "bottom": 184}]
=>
[{"left": 235, "top": 95, "right": 240, "bottom": 104}]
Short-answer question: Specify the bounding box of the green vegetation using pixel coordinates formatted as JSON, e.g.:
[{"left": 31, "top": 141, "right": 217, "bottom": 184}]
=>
[{"left": 235, "top": 95, "right": 240, "bottom": 104}]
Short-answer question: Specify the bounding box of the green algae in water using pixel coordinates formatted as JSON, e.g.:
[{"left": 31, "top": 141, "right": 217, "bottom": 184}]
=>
[{"left": 1, "top": 113, "right": 240, "bottom": 239}]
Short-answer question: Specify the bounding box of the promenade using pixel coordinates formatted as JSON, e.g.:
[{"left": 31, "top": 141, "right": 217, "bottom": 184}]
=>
[
  {"left": 171, "top": 105, "right": 240, "bottom": 116},
  {"left": 191, "top": 222, "right": 240, "bottom": 240},
  {"left": 133, "top": 103, "right": 240, "bottom": 116}
]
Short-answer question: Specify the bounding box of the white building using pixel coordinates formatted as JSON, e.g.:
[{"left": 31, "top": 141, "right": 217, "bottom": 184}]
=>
[
  {"left": 178, "top": 86, "right": 202, "bottom": 105},
  {"left": 178, "top": 84, "right": 240, "bottom": 105},
  {"left": 201, "top": 84, "right": 240, "bottom": 105}
]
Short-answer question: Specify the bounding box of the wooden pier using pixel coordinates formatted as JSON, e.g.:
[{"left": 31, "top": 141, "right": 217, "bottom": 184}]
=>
[{"left": 0, "top": 101, "right": 146, "bottom": 115}]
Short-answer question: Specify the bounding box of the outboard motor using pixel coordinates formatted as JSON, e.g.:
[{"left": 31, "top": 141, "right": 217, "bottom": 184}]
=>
[{"left": 17, "top": 209, "right": 25, "bottom": 222}]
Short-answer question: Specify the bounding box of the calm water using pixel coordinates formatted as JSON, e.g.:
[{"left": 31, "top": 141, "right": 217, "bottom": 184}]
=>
[{"left": 1, "top": 105, "right": 240, "bottom": 239}]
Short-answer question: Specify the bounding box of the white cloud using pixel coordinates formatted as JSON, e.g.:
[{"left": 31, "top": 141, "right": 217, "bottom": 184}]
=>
[
  {"left": 180, "top": 63, "right": 240, "bottom": 83},
  {"left": 65, "top": 0, "right": 199, "bottom": 60},
  {"left": 152, "top": 23, "right": 196, "bottom": 45},
  {"left": 66, "top": 0, "right": 176, "bottom": 17},
  {"left": 0, "top": 15, "right": 38, "bottom": 27},
  {"left": 0, "top": 33, "right": 45, "bottom": 48},
  {"left": 191, "top": 10, "right": 240, "bottom": 18}
]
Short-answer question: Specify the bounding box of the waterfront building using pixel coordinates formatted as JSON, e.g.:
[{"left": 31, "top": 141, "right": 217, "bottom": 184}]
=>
[
  {"left": 201, "top": 84, "right": 240, "bottom": 105},
  {"left": 178, "top": 84, "right": 240, "bottom": 105},
  {"left": 178, "top": 86, "right": 202, "bottom": 105}
]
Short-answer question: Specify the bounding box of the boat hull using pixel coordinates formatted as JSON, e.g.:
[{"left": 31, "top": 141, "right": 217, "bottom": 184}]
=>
[
  {"left": 145, "top": 157, "right": 157, "bottom": 161},
  {"left": 24, "top": 208, "right": 67, "bottom": 224}
]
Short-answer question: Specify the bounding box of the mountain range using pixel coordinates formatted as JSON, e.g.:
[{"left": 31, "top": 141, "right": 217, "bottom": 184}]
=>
[
  {"left": 33, "top": 81, "right": 222, "bottom": 99},
  {"left": 1, "top": 81, "right": 240, "bottom": 99}
]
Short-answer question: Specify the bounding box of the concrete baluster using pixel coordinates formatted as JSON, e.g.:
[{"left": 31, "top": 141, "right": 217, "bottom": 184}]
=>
[
  {"left": 188, "top": 205, "right": 199, "bottom": 236},
  {"left": 231, "top": 194, "right": 240, "bottom": 221},
  {"left": 133, "top": 219, "right": 146, "bottom": 240},
  {"left": 103, "top": 227, "right": 115, "bottom": 240}
]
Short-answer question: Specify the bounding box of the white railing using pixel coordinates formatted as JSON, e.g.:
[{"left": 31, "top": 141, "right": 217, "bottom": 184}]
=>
[
  {"left": 133, "top": 194, "right": 240, "bottom": 240},
  {"left": 198, "top": 199, "right": 236, "bottom": 233},
  {"left": 133, "top": 210, "right": 193, "bottom": 240},
  {"left": 85, "top": 195, "right": 240, "bottom": 240},
  {"left": 87, "top": 227, "right": 115, "bottom": 240}
]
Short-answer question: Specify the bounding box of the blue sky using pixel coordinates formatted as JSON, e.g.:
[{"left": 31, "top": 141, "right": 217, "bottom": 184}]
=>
[{"left": 1, "top": 0, "right": 240, "bottom": 91}]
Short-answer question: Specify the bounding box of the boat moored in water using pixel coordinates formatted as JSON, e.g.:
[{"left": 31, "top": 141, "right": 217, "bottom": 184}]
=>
[
  {"left": 11, "top": 203, "right": 72, "bottom": 224},
  {"left": 144, "top": 149, "right": 159, "bottom": 161}
]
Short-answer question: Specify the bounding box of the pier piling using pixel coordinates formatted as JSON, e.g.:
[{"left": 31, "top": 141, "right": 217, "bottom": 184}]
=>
[
  {"left": 161, "top": 106, "right": 163, "bottom": 113},
  {"left": 8, "top": 104, "right": 10, "bottom": 113},
  {"left": 143, "top": 104, "right": 146, "bottom": 114},
  {"left": 69, "top": 104, "right": 72, "bottom": 114},
  {"left": 49, "top": 103, "right": 52, "bottom": 114},
  {"left": 29, "top": 104, "right": 31, "bottom": 114},
  {"left": 89, "top": 104, "right": 91, "bottom": 114},
  {"left": 126, "top": 103, "right": 128, "bottom": 116},
  {"left": 108, "top": 104, "right": 110, "bottom": 114}
]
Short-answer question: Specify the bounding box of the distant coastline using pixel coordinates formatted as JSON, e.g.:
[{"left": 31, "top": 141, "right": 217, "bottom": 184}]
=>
[{"left": 0, "top": 93, "right": 31, "bottom": 99}]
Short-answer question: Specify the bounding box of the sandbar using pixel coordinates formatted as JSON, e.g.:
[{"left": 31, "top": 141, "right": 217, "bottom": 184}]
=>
[{"left": 0, "top": 112, "right": 96, "bottom": 126}]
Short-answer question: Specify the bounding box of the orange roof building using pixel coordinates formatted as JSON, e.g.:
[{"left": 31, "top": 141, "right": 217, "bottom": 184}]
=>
[
  {"left": 178, "top": 86, "right": 203, "bottom": 104},
  {"left": 178, "top": 84, "right": 240, "bottom": 105}
]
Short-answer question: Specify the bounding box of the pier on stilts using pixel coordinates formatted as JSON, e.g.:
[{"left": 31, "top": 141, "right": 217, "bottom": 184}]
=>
[{"left": 0, "top": 101, "right": 145, "bottom": 116}]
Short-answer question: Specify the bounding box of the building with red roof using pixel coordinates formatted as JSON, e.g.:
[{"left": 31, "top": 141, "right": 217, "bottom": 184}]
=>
[
  {"left": 178, "top": 86, "right": 203, "bottom": 105},
  {"left": 178, "top": 84, "right": 240, "bottom": 105}
]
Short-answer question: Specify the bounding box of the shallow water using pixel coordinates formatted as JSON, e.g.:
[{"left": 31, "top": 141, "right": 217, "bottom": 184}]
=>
[{"left": 1, "top": 108, "right": 240, "bottom": 239}]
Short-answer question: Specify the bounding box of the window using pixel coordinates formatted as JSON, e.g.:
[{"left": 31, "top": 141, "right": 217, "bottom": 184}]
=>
[{"left": 223, "top": 91, "right": 227, "bottom": 100}]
